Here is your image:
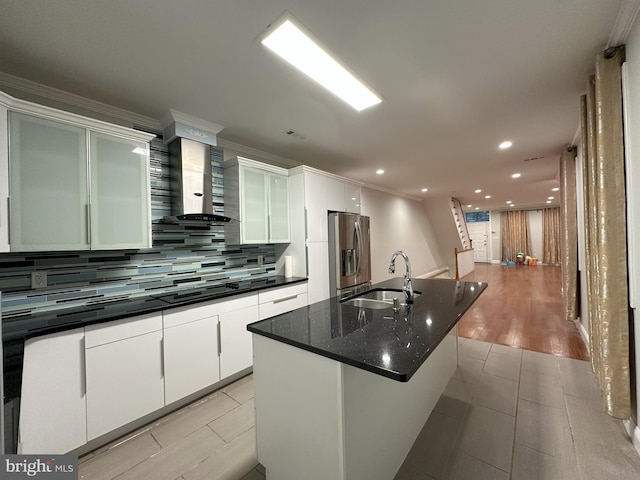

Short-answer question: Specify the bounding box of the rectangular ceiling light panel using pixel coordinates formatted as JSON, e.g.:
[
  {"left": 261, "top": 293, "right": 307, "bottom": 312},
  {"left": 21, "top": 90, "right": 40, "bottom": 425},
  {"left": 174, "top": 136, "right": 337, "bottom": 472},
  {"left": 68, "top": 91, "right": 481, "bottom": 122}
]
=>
[{"left": 261, "top": 15, "right": 382, "bottom": 112}]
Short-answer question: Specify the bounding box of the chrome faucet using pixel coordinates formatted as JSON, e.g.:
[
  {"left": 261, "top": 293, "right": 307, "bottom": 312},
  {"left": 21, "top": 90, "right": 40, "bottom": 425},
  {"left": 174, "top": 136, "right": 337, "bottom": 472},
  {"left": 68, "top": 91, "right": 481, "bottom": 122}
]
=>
[{"left": 388, "top": 250, "right": 414, "bottom": 303}]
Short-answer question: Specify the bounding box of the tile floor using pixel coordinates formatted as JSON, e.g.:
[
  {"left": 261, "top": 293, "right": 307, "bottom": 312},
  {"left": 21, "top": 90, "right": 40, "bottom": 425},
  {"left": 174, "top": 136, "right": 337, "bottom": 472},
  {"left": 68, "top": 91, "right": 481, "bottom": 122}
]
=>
[
  {"left": 394, "top": 338, "right": 640, "bottom": 480},
  {"left": 79, "top": 338, "right": 640, "bottom": 480}
]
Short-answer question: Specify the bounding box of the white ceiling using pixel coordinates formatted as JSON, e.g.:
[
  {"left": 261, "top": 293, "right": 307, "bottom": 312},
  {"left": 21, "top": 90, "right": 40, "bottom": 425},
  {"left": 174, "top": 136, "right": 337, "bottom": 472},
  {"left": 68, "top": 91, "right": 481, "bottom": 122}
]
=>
[{"left": 0, "top": 0, "right": 632, "bottom": 211}]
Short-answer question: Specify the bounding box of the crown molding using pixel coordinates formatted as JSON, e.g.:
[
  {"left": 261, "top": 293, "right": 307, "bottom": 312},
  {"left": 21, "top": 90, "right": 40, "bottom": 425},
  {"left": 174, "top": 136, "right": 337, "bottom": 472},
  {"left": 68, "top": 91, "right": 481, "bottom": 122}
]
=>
[
  {"left": 216, "top": 138, "right": 302, "bottom": 168},
  {"left": 0, "top": 73, "right": 424, "bottom": 204},
  {"left": 159, "top": 109, "right": 224, "bottom": 133},
  {"left": 608, "top": 0, "right": 640, "bottom": 46},
  {"left": 0, "top": 71, "right": 161, "bottom": 131}
]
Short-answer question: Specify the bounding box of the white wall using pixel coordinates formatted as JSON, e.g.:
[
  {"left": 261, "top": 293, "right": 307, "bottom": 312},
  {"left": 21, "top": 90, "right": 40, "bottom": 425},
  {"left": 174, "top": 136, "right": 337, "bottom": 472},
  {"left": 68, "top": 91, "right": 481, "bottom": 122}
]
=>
[
  {"left": 622, "top": 16, "right": 640, "bottom": 431},
  {"left": 422, "top": 195, "right": 463, "bottom": 275},
  {"left": 361, "top": 188, "right": 445, "bottom": 283}
]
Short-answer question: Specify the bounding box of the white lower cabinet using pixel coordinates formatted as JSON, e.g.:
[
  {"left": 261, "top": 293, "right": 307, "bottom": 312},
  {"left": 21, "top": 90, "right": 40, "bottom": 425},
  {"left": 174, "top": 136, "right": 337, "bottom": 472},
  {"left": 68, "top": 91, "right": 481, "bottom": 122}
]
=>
[
  {"left": 19, "top": 328, "right": 87, "bottom": 454},
  {"left": 219, "top": 297, "right": 259, "bottom": 378},
  {"left": 17, "top": 284, "right": 305, "bottom": 453},
  {"left": 84, "top": 313, "right": 164, "bottom": 441},
  {"left": 162, "top": 293, "right": 259, "bottom": 399},
  {"left": 163, "top": 305, "right": 220, "bottom": 405}
]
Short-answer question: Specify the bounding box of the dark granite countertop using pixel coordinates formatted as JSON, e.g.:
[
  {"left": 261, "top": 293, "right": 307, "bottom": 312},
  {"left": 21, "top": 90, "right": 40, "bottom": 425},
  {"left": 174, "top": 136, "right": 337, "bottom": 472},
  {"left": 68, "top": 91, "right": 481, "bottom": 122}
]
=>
[
  {"left": 2, "top": 276, "right": 307, "bottom": 343},
  {"left": 247, "top": 277, "right": 486, "bottom": 382}
]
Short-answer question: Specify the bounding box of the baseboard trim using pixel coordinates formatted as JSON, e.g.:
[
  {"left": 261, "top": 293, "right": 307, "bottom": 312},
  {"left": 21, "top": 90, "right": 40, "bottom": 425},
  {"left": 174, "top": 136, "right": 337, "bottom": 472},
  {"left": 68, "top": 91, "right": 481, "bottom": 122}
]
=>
[{"left": 418, "top": 267, "right": 450, "bottom": 279}]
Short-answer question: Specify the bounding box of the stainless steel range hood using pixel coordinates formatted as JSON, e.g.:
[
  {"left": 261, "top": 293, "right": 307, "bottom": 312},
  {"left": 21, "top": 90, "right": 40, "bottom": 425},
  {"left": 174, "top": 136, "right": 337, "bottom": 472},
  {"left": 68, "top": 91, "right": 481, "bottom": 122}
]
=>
[{"left": 160, "top": 110, "right": 235, "bottom": 225}]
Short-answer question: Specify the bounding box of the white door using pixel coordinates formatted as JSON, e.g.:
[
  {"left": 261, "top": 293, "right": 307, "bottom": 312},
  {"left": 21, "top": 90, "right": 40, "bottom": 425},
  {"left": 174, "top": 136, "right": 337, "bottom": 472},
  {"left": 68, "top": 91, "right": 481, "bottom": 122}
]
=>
[{"left": 467, "top": 222, "right": 489, "bottom": 262}]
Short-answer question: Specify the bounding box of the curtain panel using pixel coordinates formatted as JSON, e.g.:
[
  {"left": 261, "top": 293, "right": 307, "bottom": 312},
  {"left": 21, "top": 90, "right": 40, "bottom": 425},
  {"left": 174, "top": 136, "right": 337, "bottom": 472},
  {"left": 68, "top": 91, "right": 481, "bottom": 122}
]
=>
[
  {"left": 500, "top": 210, "right": 531, "bottom": 262},
  {"left": 542, "top": 207, "right": 561, "bottom": 265},
  {"left": 559, "top": 148, "right": 578, "bottom": 321},
  {"left": 580, "top": 46, "right": 630, "bottom": 419}
]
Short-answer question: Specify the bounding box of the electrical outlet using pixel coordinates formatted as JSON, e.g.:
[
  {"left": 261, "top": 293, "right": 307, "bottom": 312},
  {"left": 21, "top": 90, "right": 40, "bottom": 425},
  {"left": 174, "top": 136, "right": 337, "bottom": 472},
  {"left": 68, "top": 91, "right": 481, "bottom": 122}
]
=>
[
  {"left": 31, "top": 271, "right": 48, "bottom": 289},
  {"left": 257, "top": 255, "right": 264, "bottom": 266}
]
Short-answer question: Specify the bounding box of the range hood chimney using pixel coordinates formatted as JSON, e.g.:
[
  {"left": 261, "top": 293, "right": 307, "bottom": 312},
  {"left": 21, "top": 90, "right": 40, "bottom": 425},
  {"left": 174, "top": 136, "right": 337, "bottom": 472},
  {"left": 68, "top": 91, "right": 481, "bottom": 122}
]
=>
[{"left": 159, "top": 110, "right": 233, "bottom": 225}]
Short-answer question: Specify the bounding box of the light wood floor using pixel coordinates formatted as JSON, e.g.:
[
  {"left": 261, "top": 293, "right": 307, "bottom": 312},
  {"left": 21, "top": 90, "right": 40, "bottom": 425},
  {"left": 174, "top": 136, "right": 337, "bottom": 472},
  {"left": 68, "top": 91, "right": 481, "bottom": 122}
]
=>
[{"left": 458, "top": 264, "right": 589, "bottom": 361}]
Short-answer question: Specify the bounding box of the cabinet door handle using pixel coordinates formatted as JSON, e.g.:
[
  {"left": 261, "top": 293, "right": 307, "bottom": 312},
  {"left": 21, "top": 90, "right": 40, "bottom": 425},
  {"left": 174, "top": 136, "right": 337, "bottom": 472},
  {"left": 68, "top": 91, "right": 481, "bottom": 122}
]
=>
[
  {"left": 6, "top": 197, "right": 10, "bottom": 242},
  {"left": 304, "top": 207, "right": 308, "bottom": 241},
  {"left": 217, "top": 321, "right": 222, "bottom": 355},
  {"left": 273, "top": 294, "right": 298, "bottom": 304},
  {"left": 80, "top": 336, "right": 87, "bottom": 397},
  {"left": 86, "top": 203, "right": 92, "bottom": 245},
  {"left": 160, "top": 337, "right": 165, "bottom": 379}
]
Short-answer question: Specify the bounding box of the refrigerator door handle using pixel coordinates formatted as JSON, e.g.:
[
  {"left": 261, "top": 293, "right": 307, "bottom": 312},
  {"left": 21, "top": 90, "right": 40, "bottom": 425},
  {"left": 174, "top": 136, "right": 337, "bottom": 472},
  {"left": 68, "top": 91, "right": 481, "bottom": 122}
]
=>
[{"left": 354, "top": 220, "right": 362, "bottom": 274}]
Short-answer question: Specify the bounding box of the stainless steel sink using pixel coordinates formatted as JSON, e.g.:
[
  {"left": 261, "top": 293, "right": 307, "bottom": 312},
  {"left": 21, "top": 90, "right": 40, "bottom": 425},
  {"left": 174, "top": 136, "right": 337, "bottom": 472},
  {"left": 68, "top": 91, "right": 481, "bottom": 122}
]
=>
[{"left": 340, "top": 288, "right": 421, "bottom": 309}]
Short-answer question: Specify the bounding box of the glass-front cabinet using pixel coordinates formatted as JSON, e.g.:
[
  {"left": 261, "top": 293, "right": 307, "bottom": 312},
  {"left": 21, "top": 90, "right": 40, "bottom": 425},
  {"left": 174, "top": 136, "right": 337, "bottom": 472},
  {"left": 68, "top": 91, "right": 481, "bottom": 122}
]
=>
[
  {"left": 90, "top": 132, "right": 150, "bottom": 249},
  {"left": 9, "top": 113, "right": 88, "bottom": 251},
  {"left": 224, "top": 156, "right": 290, "bottom": 245},
  {"left": 0, "top": 89, "right": 154, "bottom": 252},
  {"left": 240, "top": 166, "right": 269, "bottom": 243}
]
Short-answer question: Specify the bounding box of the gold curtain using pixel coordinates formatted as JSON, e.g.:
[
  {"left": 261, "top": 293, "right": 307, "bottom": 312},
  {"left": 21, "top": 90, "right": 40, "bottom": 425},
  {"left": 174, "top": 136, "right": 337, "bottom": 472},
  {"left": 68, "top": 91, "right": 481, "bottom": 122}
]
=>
[
  {"left": 580, "top": 46, "right": 630, "bottom": 419},
  {"left": 559, "top": 148, "right": 578, "bottom": 321},
  {"left": 542, "top": 207, "right": 561, "bottom": 265},
  {"left": 500, "top": 210, "right": 531, "bottom": 262}
]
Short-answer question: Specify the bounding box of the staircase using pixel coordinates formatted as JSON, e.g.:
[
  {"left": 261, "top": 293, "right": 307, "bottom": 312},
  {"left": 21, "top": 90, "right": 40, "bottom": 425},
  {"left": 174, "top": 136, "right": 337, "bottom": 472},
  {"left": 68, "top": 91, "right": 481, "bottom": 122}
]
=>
[{"left": 450, "top": 197, "right": 471, "bottom": 249}]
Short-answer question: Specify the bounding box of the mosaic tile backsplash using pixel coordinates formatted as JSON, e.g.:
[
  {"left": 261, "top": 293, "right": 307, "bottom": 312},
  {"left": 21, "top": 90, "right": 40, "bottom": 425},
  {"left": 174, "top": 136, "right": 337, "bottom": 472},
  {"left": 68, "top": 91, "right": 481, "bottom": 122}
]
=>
[{"left": 0, "top": 137, "right": 276, "bottom": 316}]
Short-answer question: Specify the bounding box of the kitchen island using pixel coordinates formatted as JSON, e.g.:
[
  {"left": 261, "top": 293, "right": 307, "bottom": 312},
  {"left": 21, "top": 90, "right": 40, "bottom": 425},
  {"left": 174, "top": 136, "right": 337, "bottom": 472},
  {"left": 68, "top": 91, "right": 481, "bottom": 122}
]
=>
[{"left": 248, "top": 276, "right": 486, "bottom": 480}]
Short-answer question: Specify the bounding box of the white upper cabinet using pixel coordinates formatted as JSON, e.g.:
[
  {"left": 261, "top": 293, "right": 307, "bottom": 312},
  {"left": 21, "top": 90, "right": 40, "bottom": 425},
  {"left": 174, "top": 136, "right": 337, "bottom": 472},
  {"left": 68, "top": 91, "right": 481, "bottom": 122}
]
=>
[
  {"left": 269, "top": 172, "right": 290, "bottom": 242},
  {"left": 0, "top": 90, "right": 154, "bottom": 252},
  {"left": 224, "top": 156, "right": 290, "bottom": 245},
  {"left": 240, "top": 166, "right": 269, "bottom": 243},
  {"left": 344, "top": 182, "right": 361, "bottom": 215},
  {"left": 302, "top": 169, "right": 361, "bottom": 242},
  {"left": 90, "top": 132, "right": 150, "bottom": 249},
  {"left": 9, "top": 112, "right": 89, "bottom": 251}
]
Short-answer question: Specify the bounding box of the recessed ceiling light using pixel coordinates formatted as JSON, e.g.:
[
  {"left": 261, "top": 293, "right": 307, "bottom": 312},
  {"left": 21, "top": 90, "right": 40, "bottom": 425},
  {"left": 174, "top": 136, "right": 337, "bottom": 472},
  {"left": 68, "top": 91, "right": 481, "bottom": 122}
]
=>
[
  {"left": 511, "top": 173, "right": 521, "bottom": 178},
  {"left": 506, "top": 200, "right": 512, "bottom": 204},
  {"left": 376, "top": 169, "right": 384, "bottom": 175},
  {"left": 475, "top": 207, "right": 480, "bottom": 210},
  {"left": 548, "top": 196, "right": 554, "bottom": 200},
  {"left": 546, "top": 200, "right": 552, "bottom": 204},
  {"left": 261, "top": 13, "right": 382, "bottom": 111},
  {"left": 421, "top": 188, "right": 428, "bottom": 192},
  {"left": 474, "top": 189, "right": 482, "bottom": 193},
  {"left": 552, "top": 187, "right": 560, "bottom": 192},
  {"left": 499, "top": 141, "right": 513, "bottom": 150},
  {"left": 484, "top": 195, "right": 491, "bottom": 199},
  {"left": 467, "top": 204, "right": 472, "bottom": 208},
  {"left": 510, "top": 204, "right": 515, "bottom": 207},
  {"left": 351, "top": 197, "right": 356, "bottom": 200}
]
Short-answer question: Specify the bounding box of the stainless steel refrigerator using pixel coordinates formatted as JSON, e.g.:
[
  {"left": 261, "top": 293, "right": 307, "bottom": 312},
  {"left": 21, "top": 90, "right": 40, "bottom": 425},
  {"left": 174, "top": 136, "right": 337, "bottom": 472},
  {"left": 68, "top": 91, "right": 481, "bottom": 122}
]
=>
[{"left": 328, "top": 212, "right": 372, "bottom": 297}]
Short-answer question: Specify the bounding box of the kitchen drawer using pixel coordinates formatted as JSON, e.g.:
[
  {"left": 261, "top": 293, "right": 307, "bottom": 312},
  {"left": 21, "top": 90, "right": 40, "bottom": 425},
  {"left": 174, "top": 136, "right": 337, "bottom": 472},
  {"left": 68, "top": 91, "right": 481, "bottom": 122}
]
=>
[
  {"left": 258, "top": 282, "right": 307, "bottom": 304},
  {"left": 85, "top": 312, "right": 162, "bottom": 348},
  {"left": 212, "top": 292, "right": 258, "bottom": 316},
  {"left": 259, "top": 284, "right": 308, "bottom": 320},
  {"left": 163, "top": 301, "right": 217, "bottom": 328},
  {"left": 163, "top": 293, "right": 257, "bottom": 328}
]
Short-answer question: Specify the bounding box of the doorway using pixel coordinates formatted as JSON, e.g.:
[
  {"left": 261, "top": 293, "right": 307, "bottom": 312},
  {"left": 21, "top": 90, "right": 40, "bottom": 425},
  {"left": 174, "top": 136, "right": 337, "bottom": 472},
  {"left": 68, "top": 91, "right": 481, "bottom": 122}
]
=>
[{"left": 467, "top": 222, "right": 489, "bottom": 263}]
